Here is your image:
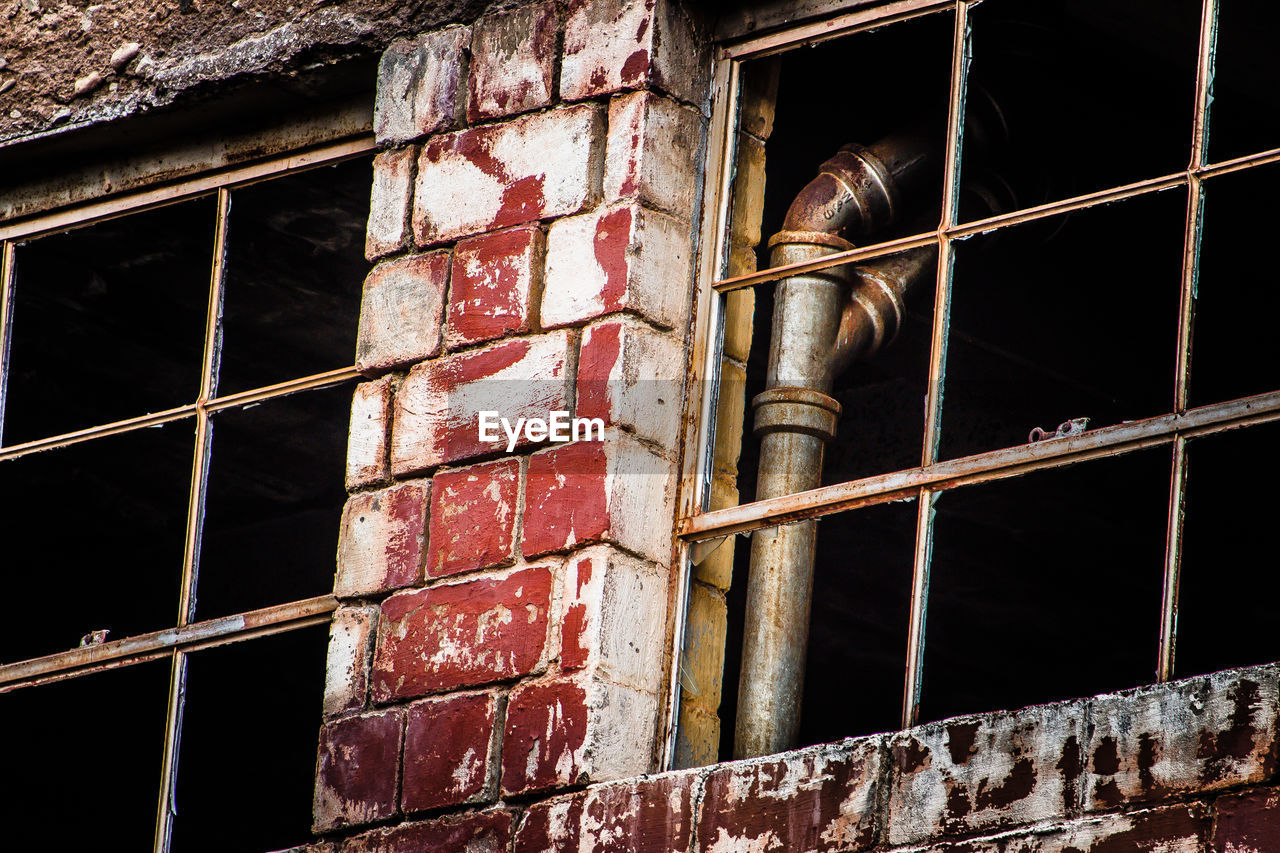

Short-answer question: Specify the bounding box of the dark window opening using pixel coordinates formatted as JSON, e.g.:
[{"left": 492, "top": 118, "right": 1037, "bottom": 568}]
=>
[
  {"left": 1207, "top": 2, "right": 1280, "bottom": 163},
  {"left": 170, "top": 625, "right": 329, "bottom": 853},
  {"left": 197, "top": 383, "right": 353, "bottom": 619}
]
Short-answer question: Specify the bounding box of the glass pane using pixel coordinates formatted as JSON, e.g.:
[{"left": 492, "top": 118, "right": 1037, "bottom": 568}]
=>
[
  {"left": 195, "top": 384, "right": 352, "bottom": 619},
  {"left": 1189, "top": 163, "right": 1280, "bottom": 407},
  {"left": 170, "top": 625, "right": 328, "bottom": 852},
  {"left": 941, "top": 190, "right": 1184, "bottom": 461},
  {"left": 0, "top": 421, "right": 193, "bottom": 662},
  {"left": 3, "top": 197, "right": 214, "bottom": 444},
  {"left": 1176, "top": 422, "right": 1280, "bottom": 677},
  {"left": 1208, "top": 1, "right": 1280, "bottom": 163},
  {"left": 963, "top": 0, "right": 1200, "bottom": 210},
  {"left": 0, "top": 659, "right": 169, "bottom": 847},
  {"left": 920, "top": 449, "right": 1170, "bottom": 723},
  {"left": 217, "top": 157, "right": 372, "bottom": 395}
]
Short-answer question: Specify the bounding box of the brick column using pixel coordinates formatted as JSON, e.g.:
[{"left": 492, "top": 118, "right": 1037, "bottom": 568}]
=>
[{"left": 313, "top": 0, "right": 710, "bottom": 846}]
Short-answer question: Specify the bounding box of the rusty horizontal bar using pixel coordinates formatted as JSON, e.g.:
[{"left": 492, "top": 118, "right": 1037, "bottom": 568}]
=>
[
  {"left": 0, "top": 136, "right": 375, "bottom": 243},
  {"left": 713, "top": 143, "right": 1280, "bottom": 295},
  {"left": 0, "top": 594, "right": 337, "bottom": 691},
  {"left": 204, "top": 365, "right": 360, "bottom": 413},
  {"left": 680, "top": 387, "right": 1280, "bottom": 541},
  {"left": 721, "top": 0, "right": 955, "bottom": 59},
  {"left": 0, "top": 366, "right": 359, "bottom": 462}
]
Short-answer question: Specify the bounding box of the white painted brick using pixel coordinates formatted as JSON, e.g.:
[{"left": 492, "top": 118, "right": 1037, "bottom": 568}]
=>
[
  {"left": 413, "top": 105, "right": 604, "bottom": 245},
  {"left": 346, "top": 377, "right": 392, "bottom": 490},
  {"left": 323, "top": 605, "right": 379, "bottom": 717},
  {"left": 605, "top": 91, "right": 703, "bottom": 219},
  {"left": 365, "top": 147, "right": 415, "bottom": 261},
  {"left": 356, "top": 252, "right": 449, "bottom": 374},
  {"left": 577, "top": 316, "right": 685, "bottom": 448},
  {"left": 541, "top": 203, "right": 692, "bottom": 330},
  {"left": 467, "top": 2, "right": 557, "bottom": 122},
  {"left": 375, "top": 27, "right": 470, "bottom": 145}
]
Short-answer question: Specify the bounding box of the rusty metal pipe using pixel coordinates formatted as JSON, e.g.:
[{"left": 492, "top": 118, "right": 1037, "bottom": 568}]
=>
[{"left": 734, "top": 130, "right": 937, "bottom": 759}]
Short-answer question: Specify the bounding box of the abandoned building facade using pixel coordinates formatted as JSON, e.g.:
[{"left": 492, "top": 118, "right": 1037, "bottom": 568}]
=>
[{"left": 2, "top": 0, "right": 1280, "bottom": 850}]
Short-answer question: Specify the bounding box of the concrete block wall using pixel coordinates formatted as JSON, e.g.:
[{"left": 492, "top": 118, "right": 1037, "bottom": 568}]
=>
[{"left": 314, "top": 0, "right": 711, "bottom": 847}]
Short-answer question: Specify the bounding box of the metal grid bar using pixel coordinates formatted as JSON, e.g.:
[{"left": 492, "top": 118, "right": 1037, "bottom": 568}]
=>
[
  {"left": 711, "top": 143, "right": 1280, "bottom": 296},
  {"left": 1157, "top": 0, "right": 1219, "bottom": 684},
  {"left": 0, "top": 240, "right": 14, "bottom": 446},
  {"left": 903, "top": 0, "right": 971, "bottom": 731},
  {"left": 0, "top": 137, "right": 376, "bottom": 244},
  {"left": 0, "top": 595, "right": 338, "bottom": 691},
  {"left": 0, "top": 367, "right": 358, "bottom": 461},
  {"left": 681, "top": 386, "right": 1280, "bottom": 541},
  {"left": 720, "top": 0, "right": 956, "bottom": 60}
]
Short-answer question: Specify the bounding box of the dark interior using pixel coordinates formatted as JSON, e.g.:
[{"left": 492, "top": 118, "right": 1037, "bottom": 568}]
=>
[
  {"left": 170, "top": 625, "right": 330, "bottom": 853},
  {"left": 1177, "top": 421, "right": 1280, "bottom": 679},
  {"left": 3, "top": 197, "right": 215, "bottom": 445},
  {"left": 195, "top": 382, "right": 354, "bottom": 620},
  {"left": 720, "top": 0, "right": 1280, "bottom": 757},
  {"left": 0, "top": 659, "right": 170, "bottom": 848},
  {"left": 1207, "top": 1, "right": 1280, "bottom": 163},
  {"left": 217, "top": 157, "right": 371, "bottom": 395}
]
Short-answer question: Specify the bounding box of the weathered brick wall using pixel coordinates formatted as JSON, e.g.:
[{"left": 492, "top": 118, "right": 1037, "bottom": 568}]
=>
[{"left": 315, "top": 0, "right": 710, "bottom": 848}]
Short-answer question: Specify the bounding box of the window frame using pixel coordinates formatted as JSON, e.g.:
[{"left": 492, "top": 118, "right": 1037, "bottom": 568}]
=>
[
  {"left": 666, "top": 0, "right": 1275, "bottom": 764},
  {"left": 0, "top": 133, "right": 375, "bottom": 849}
]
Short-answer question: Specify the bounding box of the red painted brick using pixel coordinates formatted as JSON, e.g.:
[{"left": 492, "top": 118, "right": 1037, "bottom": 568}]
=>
[
  {"left": 1213, "top": 787, "right": 1280, "bottom": 853},
  {"left": 413, "top": 105, "right": 604, "bottom": 244},
  {"left": 357, "top": 252, "right": 449, "bottom": 373},
  {"left": 560, "top": 0, "right": 706, "bottom": 104},
  {"left": 699, "top": 739, "right": 882, "bottom": 853},
  {"left": 335, "top": 481, "right": 430, "bottom": 598},
  {"left": 342, "top": 809, "right": 514, "bottom": 853},
  {"left": 467, "top": 2, "right": 557, "bottom": 122},
  {"left": 501, "top": 677, "right": 591, "bottom": 795},
  {"left": 446, "top": 226, "right": 543, "bottom": 349},
  {"left": 375, "top": 27, "right": 470, "bottom": 146},
  {"left": 580, "top": 773, "right": 695, "bottom": 853},
  {"left": 347, "top": 378, "right": 393, "bottom": 490},
  {"left": 513, "top": 793, "right": 586, "bottom": 853},
  {"left": 522, "top": 433, "right": 677, "bottom": 563},
  {"left": 391, "top": 331, "right": 573, "bottom": 474},
  {"left": 372, "top": 565, "right": 553, "bottom": 702},
  {"left": 542, "top": 203, "right": 692, "bottom": 331},
  {"left": 314, "top": 708, "right": 404, "bottom": 832},
  {"left": 577, "top": 317, "right": 684, "bottom": 447},
  {"left": 402, "top": 692, "right": 500, "bottom": 812},
  {"left": 428, "top": 458, "right": 520, "bottom": 579}
]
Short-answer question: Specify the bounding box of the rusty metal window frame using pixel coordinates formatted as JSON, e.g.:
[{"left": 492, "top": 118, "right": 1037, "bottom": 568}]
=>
[
  {"left": 0, "top": 134, "right": 374, "bottom": 850},
  {"left": 669, "top": 0, "right": 1239, "bottom": 759}
]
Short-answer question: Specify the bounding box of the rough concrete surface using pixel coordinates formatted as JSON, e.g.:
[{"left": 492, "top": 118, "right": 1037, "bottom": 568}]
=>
[{"left": 0, "top": 0, "right": 506, "bottom": 144}]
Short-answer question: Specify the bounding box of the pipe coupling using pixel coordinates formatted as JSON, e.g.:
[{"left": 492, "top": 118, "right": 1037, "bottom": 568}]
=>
[
  {"left": 753, "top": 386, "right": 842, "bottom": 442},
  {"left": 776, "top": 144, "right": 901, "bottom": 241}
]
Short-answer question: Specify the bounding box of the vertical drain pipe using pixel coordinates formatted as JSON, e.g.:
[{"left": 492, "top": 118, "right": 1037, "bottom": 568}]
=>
[{"left": 734, "top": 136, "right": 938, "bottom": 759}]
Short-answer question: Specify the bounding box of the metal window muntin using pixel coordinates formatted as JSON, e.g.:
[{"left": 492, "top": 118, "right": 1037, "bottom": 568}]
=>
[
  {"left": 0, "top": 136, "right": 373, "bottom": 849},
  {"left": 678, "top": 0, "right": 1229, "bottom": 749}
]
